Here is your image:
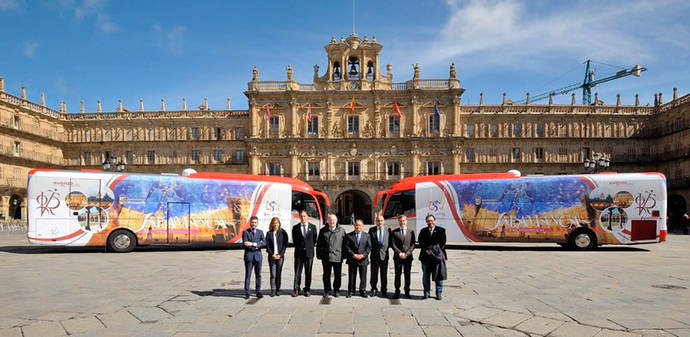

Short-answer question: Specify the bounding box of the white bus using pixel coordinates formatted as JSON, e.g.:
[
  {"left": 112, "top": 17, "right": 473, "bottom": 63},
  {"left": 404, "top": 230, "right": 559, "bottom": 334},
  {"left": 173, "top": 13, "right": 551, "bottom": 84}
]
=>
[
  {"left": 375, "top": 172, "right": 667, "bottom": 250},
  {"left": 27, "top": 169, "right": 329, "bottom": 252}
]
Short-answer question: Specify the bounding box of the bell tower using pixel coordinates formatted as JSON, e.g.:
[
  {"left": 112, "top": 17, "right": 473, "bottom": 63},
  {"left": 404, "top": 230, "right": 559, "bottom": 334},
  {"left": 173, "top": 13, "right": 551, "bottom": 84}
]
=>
[{"left": 314, "top": 34, "right": 389, "bottom": 90}]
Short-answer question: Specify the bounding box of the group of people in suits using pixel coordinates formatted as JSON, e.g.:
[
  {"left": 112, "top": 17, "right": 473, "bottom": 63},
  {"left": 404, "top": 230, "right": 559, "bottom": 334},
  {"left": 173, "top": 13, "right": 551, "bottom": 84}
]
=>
[{"left": 242, "top": 210, "right": 447, "bottom": 300}]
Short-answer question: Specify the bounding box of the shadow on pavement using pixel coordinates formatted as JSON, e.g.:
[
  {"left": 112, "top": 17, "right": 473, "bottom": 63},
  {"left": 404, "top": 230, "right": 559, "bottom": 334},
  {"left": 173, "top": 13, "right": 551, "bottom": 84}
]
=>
[
  {"left": 0, "top": 244, "right": 244, "bottom": 254},
  {"left": 447, "top": 244, "right": 650, "bottom": 252}
]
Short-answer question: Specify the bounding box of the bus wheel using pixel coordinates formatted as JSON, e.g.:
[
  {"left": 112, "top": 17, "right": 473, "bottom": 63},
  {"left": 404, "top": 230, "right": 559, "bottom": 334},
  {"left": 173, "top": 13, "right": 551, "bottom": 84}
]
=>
[
  {"left": 569, "top": 229, "right": 597, "bottom": 250},
  {"left": 107, "top": 230, "right": 137, "bottom": 253}
]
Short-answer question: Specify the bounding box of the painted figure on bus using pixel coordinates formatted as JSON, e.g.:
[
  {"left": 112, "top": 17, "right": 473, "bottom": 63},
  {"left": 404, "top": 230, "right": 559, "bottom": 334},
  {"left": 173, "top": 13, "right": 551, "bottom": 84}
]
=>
[
  {"left": 418, "top": 214, "right": 447, "bottom": 300},
  {"left": 265, "top": 217, "right": 288, "bottom": 297},
  {"left": 242, "top": 216, "right": 265, "bottom": 299}
]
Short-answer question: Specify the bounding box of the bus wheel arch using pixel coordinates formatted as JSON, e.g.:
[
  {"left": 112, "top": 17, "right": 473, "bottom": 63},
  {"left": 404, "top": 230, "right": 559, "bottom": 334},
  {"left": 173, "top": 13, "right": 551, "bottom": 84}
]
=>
[
  {"left": 568, "top": 227, "right": 597, "bottom": 250},
  {"left": 107, "top": 229, "right": 137, "bottom": 253}
]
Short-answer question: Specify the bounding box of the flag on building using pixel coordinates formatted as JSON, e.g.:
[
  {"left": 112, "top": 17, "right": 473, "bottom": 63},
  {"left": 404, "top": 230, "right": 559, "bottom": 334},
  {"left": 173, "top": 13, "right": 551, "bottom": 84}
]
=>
[
  {"left": 393, "top": 101, "right": 402, "bottom": 118},
  {"left": 265, "top": 103, "right": 271, "bottom": 120},
  {"left": 350, "top": 95, "right": 355, "bottom": 112},
  {"left": 306, "top": 103, "right": 312, "bottom": 122},
  {"left": 434, "top": 100, "right": 440, "bottom": 119}
]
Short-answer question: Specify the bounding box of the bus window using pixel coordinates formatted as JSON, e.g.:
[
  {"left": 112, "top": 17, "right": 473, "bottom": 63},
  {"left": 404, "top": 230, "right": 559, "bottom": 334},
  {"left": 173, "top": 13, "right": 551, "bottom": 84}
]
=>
[
  {"left": 292, "top": 191, "right": 321, "bottom": 220},
  {"left": 383, "top": 190, "right": 415, "bottom": 218},
  {"left": 316, "top": 195, "right": 328, "bottom": 219}
]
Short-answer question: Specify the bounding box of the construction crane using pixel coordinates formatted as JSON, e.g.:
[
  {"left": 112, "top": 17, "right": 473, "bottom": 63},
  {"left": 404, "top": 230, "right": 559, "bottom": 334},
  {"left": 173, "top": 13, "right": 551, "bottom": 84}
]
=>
[{"left": 516, "top": 60, "right": 647, "bottom": 105}]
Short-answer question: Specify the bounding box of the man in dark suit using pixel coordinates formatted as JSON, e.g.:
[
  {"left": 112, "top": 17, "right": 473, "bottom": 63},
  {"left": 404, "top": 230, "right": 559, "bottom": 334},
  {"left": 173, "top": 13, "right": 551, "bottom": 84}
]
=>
[
  {"left": 390, "top": 215, "right": 415, "bottom": 299},
  {"left": 418, "top": 214, "right": 447, "bottom": 300},
  {"left": 316, "top": 214, "right": 346, "bottom": 298},
  {"left": 292, "top": 209, "right": 317, "bottom": 297},
  {"left": 368, "top": 215, "right": 390, "bottom": 297},
  {"left": 242, "top": 216, "right": 265, "bottom": 299},
  {"left": 345, "top": 219, "right": 371, "bottom": 297}
]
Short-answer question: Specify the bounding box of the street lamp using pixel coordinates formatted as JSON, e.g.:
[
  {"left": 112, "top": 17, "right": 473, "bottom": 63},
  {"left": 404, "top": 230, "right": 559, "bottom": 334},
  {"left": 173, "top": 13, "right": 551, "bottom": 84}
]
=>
[
  {"left": 102, "top": 155, "right": 126, "bottom": 172},
  {"left": 584, "top": 152, "right": 610, "bottom": 173}
]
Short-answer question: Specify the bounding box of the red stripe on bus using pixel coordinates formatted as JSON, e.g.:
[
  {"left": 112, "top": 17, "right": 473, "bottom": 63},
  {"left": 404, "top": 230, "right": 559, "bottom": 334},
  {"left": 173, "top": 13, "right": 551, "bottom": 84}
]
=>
[
  {"left": 432, "top": 181, "right": 479, "bottom": 242},
  {"left": 28, "top": 229, "right": 85, "bottom": 242},
  {"left": 227, "top": 183, "right": 272, "bottom": 243},
  {"left": 109, "top": 174, "right": 130, "bottom": 190}
]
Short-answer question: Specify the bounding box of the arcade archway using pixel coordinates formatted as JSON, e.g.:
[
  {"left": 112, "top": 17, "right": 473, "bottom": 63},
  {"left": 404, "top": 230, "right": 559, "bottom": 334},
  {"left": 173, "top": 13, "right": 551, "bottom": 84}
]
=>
[
  {"left": 334, "top": 190, "right": 372, "bottom": 225},
  {"left": 9, "top": 194, "right": 22, "bottom": 220},
  {"left": 669, "top": 194, "right": 687, "bottom": 232}
]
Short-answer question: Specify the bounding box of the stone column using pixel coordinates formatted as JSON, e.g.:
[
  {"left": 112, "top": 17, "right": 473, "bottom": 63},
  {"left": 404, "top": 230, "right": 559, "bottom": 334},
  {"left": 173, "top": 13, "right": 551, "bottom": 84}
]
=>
[
  {"left": 290, "top": 98, "right": 298, "bottom": 137},
  {"left": 411, "top": 146, "right": 420, "bottom": 176},
  {"left": 248, "top": 147, "right": 259, "bottom": 175},
  {"left": 289, "top": 146, "right": 299, "bottom": 177},
  {"left": 410, "top": 97, "right": 419, "bottom": 136},
  {"left": 451, "top": 146, "right": 462, "bottom": 174},
  {"left": 452, "top": 96, "right": 460, "bottom": 136}
]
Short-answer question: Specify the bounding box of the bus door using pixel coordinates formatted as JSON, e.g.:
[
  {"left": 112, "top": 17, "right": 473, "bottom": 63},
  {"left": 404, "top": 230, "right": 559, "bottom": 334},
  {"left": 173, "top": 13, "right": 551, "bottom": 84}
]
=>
[{"left": 167, "top": 202, "right": 190, "bottom": 244}]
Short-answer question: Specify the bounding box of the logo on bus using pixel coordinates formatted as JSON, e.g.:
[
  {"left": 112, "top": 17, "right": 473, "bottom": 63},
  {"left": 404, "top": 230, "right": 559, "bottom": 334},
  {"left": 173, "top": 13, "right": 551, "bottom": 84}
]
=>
[
  {"left": 36, "top": 189, "right": 61, "bottom": 216},
  {"left": 265, "top": 200, "right": 280, "bottom": 212},
  {"left": 427, "top": 200, "right": 445, "bottom": 212}
]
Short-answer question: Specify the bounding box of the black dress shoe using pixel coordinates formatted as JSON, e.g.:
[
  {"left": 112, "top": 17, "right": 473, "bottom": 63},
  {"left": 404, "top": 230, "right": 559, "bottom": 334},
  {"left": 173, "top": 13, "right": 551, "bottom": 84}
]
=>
[
  {"left": 304, "top": 291, "right": 311, "bottom": 297},
  {"left": 436, "top": 294, "right": 442, "bottom": 301},
  {"left": 292, "top": 291, "right": 299, "bottom": 297},
  {"left": 370, "top": 289, "right": 377, "bottom": 297},
  {"left": 275, "top": 291, "right": 281, "bottom": 296},
  {"left": 244, "top": 294, "right": 250, "bottom": 299},
  {"left": 404, "top": 293, "right": 411, "bottom": 299},
  {"left": 322, "top": 293, "right": 328, "bottom": 298},
  {"left": 392, "top": 292, "right": 400, "bottom": 299},
  {"left": 332, "top": 291, "right": 339, "bottom": 298},
  {"left": 422, "top": 293, "right": 429, "bottom": 299},
  {"left": 256, "top": 293, "right": 263, "bottom": 299},
  {"left": 270, "top": 291, "right": 275, "bottom": 297},
  {"left": 360, "top": 291, "right": 368, "bottom": 298},
  {"left": 346, "top": 292, "right": 352, "bottom": 298}
]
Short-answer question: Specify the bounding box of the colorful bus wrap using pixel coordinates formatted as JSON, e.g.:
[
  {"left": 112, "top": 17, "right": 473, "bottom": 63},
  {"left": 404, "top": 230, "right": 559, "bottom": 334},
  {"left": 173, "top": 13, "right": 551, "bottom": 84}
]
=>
[
  {"left": 27, "top": 169, "right": 328, "bottom": 252},
  {"left": 379, "top": 172, "right": 667, "bottom": 249}
]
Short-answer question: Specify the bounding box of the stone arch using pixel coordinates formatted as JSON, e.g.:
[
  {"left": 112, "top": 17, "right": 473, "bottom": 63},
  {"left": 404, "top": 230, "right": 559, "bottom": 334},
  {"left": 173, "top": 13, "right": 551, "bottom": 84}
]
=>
[{"left": 334, "top": 189, "right": 373, "bottom": 225}]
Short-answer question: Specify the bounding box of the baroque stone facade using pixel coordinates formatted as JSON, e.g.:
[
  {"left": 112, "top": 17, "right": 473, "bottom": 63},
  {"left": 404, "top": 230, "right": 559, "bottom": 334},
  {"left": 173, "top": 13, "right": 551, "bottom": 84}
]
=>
[{"left": 1, "top": 34, "right": 688, "bottom": 226}]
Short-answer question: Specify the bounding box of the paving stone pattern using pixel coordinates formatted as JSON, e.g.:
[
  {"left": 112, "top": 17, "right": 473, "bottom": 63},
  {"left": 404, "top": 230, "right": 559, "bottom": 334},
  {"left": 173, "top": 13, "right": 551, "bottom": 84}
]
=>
[{"left": 0, "top": 231, "right": 688, "bottom": 336}]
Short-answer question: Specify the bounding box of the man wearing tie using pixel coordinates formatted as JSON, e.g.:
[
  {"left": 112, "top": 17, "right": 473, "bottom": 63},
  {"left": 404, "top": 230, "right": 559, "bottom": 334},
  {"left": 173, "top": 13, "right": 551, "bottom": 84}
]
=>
[
  {"left": 345, "top": 219, "right": 371, "bottom": 298},
  {"left": 368, "top": 215, "right": 390, "bottom": 298},
  {"left": 418, "top": 214, "right": 447, "bottom": 300},
  {"left": 242, "top": 216, "right": 265, "bottom": 299},
  {"left": 292, "top": 209, "right": 317, "bottom": 297},
  {"left": 390, "top": 215, "right": 415, "bottom": 299}
]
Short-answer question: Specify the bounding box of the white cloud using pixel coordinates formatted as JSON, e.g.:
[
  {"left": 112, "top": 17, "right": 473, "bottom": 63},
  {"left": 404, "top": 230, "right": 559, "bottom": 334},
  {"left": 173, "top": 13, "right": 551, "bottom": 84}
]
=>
[
  {"left": 419, "top": 0, "right": 689, "bottom": 69},
  {"left": 53, "top": 0, "right": 117, "bottom": 33},
  {"left": 153, "top": 24, "right": 187, "bottom": 52},
  {"left": 23, "top": 42, "right": 38, "bottom": 59},
  {"left": 0, "top": 0, "right": 19, "bottom": 10}
]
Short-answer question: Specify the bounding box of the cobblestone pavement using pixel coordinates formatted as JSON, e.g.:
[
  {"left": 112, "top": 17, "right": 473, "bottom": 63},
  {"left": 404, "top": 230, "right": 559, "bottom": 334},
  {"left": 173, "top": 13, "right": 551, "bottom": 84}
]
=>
[{"left": 1, "top": 231, "right": 688, "bottom": 337}]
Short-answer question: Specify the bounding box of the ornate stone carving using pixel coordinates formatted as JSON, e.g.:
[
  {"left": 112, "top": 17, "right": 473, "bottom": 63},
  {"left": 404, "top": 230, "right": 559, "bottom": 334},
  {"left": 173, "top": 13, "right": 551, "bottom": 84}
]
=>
[
  {"left": 286, "top": 65, "right": 294, "bottom": 82},
  {"left": 252, "top": 66, "right": 259, "bottom": 81}
]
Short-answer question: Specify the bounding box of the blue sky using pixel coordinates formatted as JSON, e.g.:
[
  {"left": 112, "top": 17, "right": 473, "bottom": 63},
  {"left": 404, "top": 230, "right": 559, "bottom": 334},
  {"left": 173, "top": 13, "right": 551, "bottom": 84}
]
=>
[{"left": 1, "top": 0, "right": 688, "bottom": 111}]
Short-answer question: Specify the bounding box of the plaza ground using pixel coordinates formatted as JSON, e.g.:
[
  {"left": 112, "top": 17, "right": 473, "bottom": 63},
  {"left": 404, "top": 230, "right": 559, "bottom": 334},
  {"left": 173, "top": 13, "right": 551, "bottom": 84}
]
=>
[{"left": 0, "top": 230, "right": 689, "bottom": 337}]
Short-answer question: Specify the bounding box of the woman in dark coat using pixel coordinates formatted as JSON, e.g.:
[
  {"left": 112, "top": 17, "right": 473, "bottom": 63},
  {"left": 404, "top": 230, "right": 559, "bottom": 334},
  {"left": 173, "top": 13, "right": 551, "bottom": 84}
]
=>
[{"left": 266, "top": 217, "right": 289, "bottom": 296}]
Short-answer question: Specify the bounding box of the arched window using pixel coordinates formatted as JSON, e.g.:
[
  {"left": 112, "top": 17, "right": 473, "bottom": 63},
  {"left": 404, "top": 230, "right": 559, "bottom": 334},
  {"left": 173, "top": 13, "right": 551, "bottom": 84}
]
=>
[
  {"left": 366, "top": 61, "right": 374, "bottom": 81},
  {"left": 333, "top": 62, "right": 341, "bottom": 81},
  {"left": 347, "top": 57, "right": 360, "bottom": 80}
]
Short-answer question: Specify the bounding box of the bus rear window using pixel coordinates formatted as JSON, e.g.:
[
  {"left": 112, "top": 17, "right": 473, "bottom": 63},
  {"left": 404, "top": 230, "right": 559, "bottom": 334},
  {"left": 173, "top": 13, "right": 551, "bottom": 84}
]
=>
[{"left": 383, "top": 190, "right": 415, "bottom": 218}]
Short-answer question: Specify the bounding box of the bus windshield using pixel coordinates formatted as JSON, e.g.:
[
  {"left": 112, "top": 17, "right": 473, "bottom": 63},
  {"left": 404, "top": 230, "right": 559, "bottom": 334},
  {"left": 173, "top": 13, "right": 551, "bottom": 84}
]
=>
[
  {"left": 383, "top": 190, "right": 415, "bottom": 218},
  {"left": 292, "top": 191, "right": 321, "bottom": 220}
]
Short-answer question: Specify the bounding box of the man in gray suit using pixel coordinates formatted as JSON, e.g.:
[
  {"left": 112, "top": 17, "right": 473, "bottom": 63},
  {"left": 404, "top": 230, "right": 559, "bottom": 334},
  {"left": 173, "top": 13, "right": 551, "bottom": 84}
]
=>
[
  {"left": 316, "top": 214, "right": 346, "bottom": 298},
  {"left": 369, "top": 214, "right": 390, "bottom": 297}
]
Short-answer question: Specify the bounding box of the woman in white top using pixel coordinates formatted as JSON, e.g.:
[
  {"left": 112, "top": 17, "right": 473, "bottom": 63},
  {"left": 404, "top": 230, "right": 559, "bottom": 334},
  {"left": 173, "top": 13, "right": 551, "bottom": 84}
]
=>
[{"left": 265, "top": 217, "right": 289, "bottom": 297}]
